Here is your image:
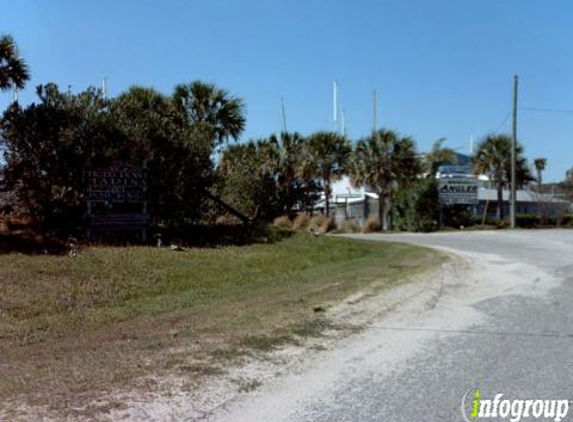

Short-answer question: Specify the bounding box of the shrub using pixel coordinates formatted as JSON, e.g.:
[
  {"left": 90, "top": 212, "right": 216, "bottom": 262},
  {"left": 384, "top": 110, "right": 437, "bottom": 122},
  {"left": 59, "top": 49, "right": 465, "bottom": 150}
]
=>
[
  {"left": 310, "top": 214, "right": 328, "bottom": 229},
  {"left": 309, "top": 214, "right": 336, "bottom": 234},
  {"left": 394, "top": 178, "right": 439, "bottom": 232},
  {"left": 443, "top": 207, "right": 478, "bottom": 229},
  {"left": 318, "top": 216, "right": 337, "bottom": 233},
  {"left": 272, "top": 215, "right": 292, "bottom": 228},
  {"left": 292, "top": 213, "right": 310, "bottom": 230},
  {"left": 362, "top": 217, "right": 381, "bottom": 233},
  {"left": 342, "top": 221, "right": 360, "bottom": 233},
  {"left": 515, "top": 214, "right": 540, "bottom": 228}
]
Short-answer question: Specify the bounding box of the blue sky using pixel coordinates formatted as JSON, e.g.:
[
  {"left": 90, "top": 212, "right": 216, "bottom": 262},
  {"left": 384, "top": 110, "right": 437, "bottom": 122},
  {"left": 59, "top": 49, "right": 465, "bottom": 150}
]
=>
[{"left": 2, "top": 0, "right": 573, "bottom": 181}]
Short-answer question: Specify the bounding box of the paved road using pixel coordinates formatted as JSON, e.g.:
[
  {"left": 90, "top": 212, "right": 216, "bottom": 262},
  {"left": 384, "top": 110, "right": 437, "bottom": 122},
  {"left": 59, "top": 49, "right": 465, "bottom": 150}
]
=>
[{"left": 212, "top": 230, "right": 573, "bottom": 422}]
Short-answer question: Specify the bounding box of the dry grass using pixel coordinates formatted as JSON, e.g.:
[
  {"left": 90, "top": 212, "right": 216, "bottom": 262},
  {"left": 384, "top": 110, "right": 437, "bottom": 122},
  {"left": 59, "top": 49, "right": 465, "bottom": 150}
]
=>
[
  {"left": 292, "top": 213, "right": 310, "bottom": 230},
  {"left": 272, "top": 215, "right": 292, "bottom": 228},
  {"left": 310, "top": 214, "right": 337, "bottom": 234},
  {"left": 0, "top": 233, "right": 444, "bottom": 420},
  {"left": 362, "top": 217, "right": 382, "bottom": 233}
]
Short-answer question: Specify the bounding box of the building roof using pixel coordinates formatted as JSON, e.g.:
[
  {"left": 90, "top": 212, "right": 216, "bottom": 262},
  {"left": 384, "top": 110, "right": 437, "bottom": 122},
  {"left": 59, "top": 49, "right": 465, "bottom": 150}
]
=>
[{"left": 478, "top": 188, "right": 570, "bottom": 204}]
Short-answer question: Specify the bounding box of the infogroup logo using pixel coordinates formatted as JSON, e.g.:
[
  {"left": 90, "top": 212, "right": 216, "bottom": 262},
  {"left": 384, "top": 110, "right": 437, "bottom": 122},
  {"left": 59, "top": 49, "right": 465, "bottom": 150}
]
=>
[{"left": 461, "top": 388, "right": 571, "bottom": 422}]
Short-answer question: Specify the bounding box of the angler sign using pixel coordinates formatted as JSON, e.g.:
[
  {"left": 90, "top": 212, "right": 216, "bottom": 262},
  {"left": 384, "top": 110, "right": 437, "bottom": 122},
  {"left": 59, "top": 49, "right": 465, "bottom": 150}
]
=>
[{"left": 439, "top": 177, "right": 479, "bottom": 205}]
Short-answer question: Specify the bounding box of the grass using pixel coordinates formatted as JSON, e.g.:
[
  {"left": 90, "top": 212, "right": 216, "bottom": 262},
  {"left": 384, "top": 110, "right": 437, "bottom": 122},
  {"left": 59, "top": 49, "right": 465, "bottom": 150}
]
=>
[{"left": 0, "top": 231, "right": 444, "bottom": 419}]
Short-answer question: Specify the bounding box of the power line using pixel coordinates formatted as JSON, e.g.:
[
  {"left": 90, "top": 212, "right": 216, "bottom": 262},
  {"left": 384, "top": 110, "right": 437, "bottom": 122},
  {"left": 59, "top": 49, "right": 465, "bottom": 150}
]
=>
[
  {"left": 520, "top": 106, "right": 573, "bottom": 114},
  {"left": 493, "top": 111, "right": 511, "bottom": 134}
]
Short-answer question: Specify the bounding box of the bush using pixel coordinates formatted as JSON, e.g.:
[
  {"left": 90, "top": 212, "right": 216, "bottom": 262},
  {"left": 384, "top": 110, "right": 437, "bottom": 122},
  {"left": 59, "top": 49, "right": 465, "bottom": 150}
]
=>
[
  {"left": 319, "top": 217, "right": 337, "bottom": 233},
  {"left": 561, "top": 215, "right": 573, "bottom": 227},
  {"left": 515, "top": 214, "right": 540, "bottom": 228},
  {"left": 272, "top": 215, "right": 292, "bottom": 228},
  {"left": 394, "top": 178, "right": 439, "bottom": 232},
  {"left": 342, "top": 221, "right": 360, "bottom": 233},
  {"left": 442, "top": 207, "right": 479, "bottom": 229},
  {"left": 309, "top": 214, "right": 336, "bottom": 234},
  {"left": 292, "top": 213, "right": 310, "bottom": 230},
  {"left": 362, "top": 217, "right": 381, "bottom": 233},
  {"left": 310, "top": 214, "right": 327, "bottom": 229}
]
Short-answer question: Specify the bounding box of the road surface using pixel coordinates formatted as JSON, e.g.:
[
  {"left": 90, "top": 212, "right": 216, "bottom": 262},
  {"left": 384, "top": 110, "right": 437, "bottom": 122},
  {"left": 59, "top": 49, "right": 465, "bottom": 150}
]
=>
[{"left": 211, "top": 230, "right": 573, "bottom": 422}]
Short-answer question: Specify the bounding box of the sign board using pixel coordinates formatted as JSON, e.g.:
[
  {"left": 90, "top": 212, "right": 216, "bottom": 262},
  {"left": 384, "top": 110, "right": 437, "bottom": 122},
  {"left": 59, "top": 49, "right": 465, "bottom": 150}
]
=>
[
  {"left": 86, "top": 167, "right": 147, "bottom": 202},
  {"left": 85, "top": 165, "right": 149, "bottom": 241},
  {"left": 439, "top": 178, "right": 478, "bottom": 205}
]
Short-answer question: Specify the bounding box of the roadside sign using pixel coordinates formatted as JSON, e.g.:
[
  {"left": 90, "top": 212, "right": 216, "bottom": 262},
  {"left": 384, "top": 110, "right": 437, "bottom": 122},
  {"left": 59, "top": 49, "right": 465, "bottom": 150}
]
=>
[
  {"left": 86, "top": 167, "right": 147, "bottom": 203},
  {"left": 439, "top": 178, "right": 478, "bottom": 205}
]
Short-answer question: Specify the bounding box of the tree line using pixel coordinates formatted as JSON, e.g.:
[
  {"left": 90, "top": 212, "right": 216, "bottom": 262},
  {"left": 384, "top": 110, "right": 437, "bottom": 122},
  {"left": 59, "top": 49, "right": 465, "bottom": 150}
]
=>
[{"left": 0, "top": 34, "right": 548, "bottom": 238}]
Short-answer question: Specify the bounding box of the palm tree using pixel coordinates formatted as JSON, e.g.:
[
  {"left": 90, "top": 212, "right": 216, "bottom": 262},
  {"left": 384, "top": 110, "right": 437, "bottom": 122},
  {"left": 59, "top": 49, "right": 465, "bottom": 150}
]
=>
[
  {"left": 424, "top": 138, "right": 457, "bottom": 177},
  {"left": 348, "top": 129, "right": 421, "bottom": 231},
  {"left": 533, "top": 157, "right": 548, "bottom": 224},
  {"left": 172, "top": 81, "right": 246, "bottom": 148},
  {"left": 473, "top": 134, "right": 532, "bottom": 220},
  {"left": 0, "top": 35, "right": 29, "bottom": 91},
  {"left": 533, "top": 158, "right": 547, "bottom": 193},
  {"left": 260, "top": 131, "right": 307, "bottom": 216},
  {"left": 304, "top": 131, "right": 351, "bottom": 217}
]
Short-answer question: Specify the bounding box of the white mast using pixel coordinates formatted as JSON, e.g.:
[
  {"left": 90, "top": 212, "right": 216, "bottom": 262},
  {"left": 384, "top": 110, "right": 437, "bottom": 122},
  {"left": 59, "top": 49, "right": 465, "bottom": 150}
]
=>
[
  {"left": 102, "top": 77, "right": 107, "bottom": 100},
  {"left": 281, "top": 96, "right": 287, "bottom": 133},
  {"left": 372, "top": 89, "right": 378, "bottom": 134},
  {"left": 333, "top": 81, "right": 338, "bottom": 132}
]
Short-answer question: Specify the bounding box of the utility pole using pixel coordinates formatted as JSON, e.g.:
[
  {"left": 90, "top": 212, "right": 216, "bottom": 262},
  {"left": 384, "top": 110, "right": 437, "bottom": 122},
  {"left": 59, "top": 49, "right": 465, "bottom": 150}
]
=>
[{"left": 510, "top": 75, "right": 518, "bottom": 229}]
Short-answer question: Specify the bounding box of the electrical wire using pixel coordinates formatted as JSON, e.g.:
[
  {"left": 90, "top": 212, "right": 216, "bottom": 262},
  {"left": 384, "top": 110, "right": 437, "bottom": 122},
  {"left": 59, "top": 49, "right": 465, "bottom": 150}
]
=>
[
  {"left": 520, "top": 107, "right": 573, "bottom": 114},
  {"left": 493, "top": 111, "right": 511, "bottom": 134}
]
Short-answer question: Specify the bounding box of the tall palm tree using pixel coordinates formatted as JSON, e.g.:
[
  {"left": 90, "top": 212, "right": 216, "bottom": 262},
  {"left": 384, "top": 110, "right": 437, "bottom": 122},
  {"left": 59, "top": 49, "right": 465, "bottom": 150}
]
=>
[
  {"left": 348, "top": 129, "right": 421, "bottom": 231},
  {"left": 304, "top": 131, "right": 351, "bottom": 217},
  {"left": 424, "top": 138, "right": 457, "bottom": 177},
  {"left": 260, "top": 131, "right": 306, "bottom": 215},
  {"left": 172, "top": 81, "right": 246, "bottom": 147},
  {"left": 533, "top": 157, "right": 547, "bottom": 193},
  {"left": 533, "top": 157, "right": 548, "bottom": 224},
  {"left": 473, "top": 134, "right": 532, "bottom": 220},
  {"left": 0, "top": 35, "right": 29, "bottom": 91}
]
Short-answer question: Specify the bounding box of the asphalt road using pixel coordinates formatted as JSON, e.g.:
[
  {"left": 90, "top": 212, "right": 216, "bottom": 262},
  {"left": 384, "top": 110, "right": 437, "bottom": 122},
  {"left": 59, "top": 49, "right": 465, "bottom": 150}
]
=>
[{"left": 212, "top": 230, "right": 573, "bottom": 422}]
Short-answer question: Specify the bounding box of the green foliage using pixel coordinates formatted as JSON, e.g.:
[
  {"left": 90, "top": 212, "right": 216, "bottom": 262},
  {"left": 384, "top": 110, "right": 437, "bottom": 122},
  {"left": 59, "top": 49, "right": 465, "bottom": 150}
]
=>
[
  {"left": 261, "top": 132, "right": 321, "bottom": 217},
  {"left": 303, "top": 131, "right": 351, "bottom": 217},
  {"left": 217, "top": 140, "right": 281, "bottom": 220},
  {"left": 217, "top": 132, "right": 322, "bottom": 223},
  {"left": 348, "top": 129, "right": 421, "bottom": 230},
  {"left": 110, "top": 86, "right": 214, "bottom": 224},
  {"left": 424, "top": 138, "right": 457, "bottom": 176},
  {"left": 0, "top": 34, "right": 29, "bottom": 91},
  {"left": 172, "top": 81, "right": 246, "bottom": 148},
  {"left": 394, "top": 178, "right": 439, "bottom": 232},
  {"left": 473, "top": 134, "right": 532, "bottom": 220},
  {"left": 1, "top": 84, "right": 122, "bottom": 233},
  {"left": 1, "top": 80, "right": 247, "bottom": 235},
  {"left": 442, "top": 206, "right": 479, "bottom": 228}
]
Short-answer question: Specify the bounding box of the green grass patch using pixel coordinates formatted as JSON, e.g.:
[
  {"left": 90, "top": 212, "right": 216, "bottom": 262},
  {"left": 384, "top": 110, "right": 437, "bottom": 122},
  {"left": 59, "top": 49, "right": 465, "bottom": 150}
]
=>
[{"left": 0, "top": 232, "right": 444, "bottom": 418}]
